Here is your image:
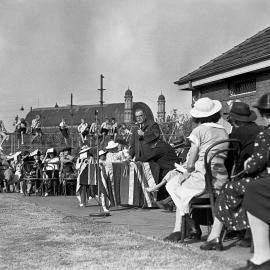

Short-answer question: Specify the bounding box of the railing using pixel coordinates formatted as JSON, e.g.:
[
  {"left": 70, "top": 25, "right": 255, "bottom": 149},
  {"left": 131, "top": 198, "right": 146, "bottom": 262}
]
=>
[{"left": 1, "top": 129, "right": 185, "bottom": 155}]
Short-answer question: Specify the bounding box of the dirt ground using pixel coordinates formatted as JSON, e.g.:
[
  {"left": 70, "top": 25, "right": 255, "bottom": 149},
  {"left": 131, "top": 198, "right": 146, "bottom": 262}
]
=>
[{"left": 0, "top": 194, "right": 241, "bottom": 270}]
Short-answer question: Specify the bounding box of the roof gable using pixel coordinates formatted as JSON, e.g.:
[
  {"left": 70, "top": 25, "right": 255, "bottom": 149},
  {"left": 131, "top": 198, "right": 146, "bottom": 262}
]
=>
[{"left": 175, "top": 26, "right": 270, "bottom": 85}]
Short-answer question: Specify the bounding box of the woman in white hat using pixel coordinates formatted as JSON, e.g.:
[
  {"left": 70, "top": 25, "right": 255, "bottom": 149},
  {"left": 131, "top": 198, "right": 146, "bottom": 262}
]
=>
[
  {"left": 163, "top": 97, "right": 229, "bottom": 242},
  {"left": 105, "top": 141, "right": 122, "bottom": 162}
]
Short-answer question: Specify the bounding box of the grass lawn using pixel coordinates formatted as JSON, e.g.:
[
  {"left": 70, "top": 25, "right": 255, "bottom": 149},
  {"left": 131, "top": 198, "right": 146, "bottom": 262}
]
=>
[{"left": 0, "top": 194, "right": 235, "bottom": 270}]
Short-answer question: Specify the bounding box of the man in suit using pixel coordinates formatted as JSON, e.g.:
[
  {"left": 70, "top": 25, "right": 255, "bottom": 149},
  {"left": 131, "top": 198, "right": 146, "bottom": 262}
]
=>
[{"left": 129, "top": 108, "right": 160, "bottom": 161}]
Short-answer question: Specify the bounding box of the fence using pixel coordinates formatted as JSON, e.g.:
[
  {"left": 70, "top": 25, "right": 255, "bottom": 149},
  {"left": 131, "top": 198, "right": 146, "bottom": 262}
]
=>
[{"left": 2, "top": 124, "right": 186, "bottom": 155}]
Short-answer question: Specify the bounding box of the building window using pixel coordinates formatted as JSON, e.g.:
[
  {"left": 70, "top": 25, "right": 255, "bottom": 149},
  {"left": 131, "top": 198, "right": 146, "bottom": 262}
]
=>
[{"left": 229, "top": 76, "right": 256, "bottom": 96}]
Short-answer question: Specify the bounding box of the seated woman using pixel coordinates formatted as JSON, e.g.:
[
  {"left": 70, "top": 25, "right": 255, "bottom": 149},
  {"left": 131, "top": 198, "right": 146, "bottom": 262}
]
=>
[
  {"left": 236, "top": 94, "right": 270, "bottom": 270},
  {"left": 160, "top": 97, "right": 229, "bottom": 242},
  {"left": 42, "top": 148, "right": 60, "bottom": 196},
  {"left": 105, "top": 141, "right": 124, "bottom": 162},
  {"left": 200, "top": 93, "right": 270, "bottom": 251}
]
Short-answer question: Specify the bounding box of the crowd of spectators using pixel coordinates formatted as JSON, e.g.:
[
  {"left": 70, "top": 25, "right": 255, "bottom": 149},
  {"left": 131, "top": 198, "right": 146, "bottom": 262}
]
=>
[{"left": 1, "top": 93, "right": 270, "bottom": 270}]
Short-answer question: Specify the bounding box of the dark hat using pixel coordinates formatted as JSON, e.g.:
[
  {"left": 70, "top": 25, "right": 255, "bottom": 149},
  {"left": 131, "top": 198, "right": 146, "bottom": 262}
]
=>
[
  {"left": 230, "top": 102, "right": 257, "bottom": 122},
  {"left": 253, "top": 93, "right": 270, "bottom": 110}
]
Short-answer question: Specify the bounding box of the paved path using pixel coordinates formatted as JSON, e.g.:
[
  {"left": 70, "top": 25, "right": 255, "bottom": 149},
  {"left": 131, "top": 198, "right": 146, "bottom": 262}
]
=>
[{"left": 5, "top": 193, "right": 251, "bottom": 266}]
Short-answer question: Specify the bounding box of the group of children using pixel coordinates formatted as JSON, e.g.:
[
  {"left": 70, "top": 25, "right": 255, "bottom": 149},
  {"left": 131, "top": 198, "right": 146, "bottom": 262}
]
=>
[
  {"left": 76, "top": 117, "right": 131, "bottom": 145},
  {"left": 0, "top": 147, "right": 75, "bottom": 196},
  {"left": 75, "top": 139, "right": 130, "bottom": 210},
  {"left": 0, "top": 139, "right": 131, "bottom": 213}
]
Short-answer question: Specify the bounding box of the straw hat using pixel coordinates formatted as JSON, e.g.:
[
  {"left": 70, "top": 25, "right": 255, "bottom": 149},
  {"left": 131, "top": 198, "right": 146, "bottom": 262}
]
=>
[
  {"left": 98, "top": 150, "right": 107, "bottom": 157},
  {"left": 30, "top": 149, "right": 41, "bottom": 157},
  {"left": 190, "top": 97, "right": 222, "bottom": 118},
  {"left": 46, "top": 148, "right": 55, "bottom": 154},
  {"left": 105, "top": 141, "right": 119, "bottom": 150},
  {"left": 79, "top": 145, "right": 91, "bottom": 154}
]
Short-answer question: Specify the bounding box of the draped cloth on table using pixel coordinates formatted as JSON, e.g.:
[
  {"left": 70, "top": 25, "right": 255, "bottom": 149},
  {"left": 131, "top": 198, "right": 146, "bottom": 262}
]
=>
[
  {"left": 108, "top": 161, "right": 160, "bottom": 207},
  {"left": 77, "top": 161, "right": 160, "bottom": 207}
]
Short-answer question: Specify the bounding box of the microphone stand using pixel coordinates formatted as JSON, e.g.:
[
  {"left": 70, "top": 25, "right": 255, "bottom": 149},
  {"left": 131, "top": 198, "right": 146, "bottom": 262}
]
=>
[{"left": 89, "top": 111, "right": 110, "bottom": 217}]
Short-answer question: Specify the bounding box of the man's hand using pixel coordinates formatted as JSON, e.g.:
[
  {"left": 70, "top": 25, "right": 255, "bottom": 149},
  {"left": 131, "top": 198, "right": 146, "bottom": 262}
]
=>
[{"left": 137, "top": 129, "right": 144, "bottom": 136}]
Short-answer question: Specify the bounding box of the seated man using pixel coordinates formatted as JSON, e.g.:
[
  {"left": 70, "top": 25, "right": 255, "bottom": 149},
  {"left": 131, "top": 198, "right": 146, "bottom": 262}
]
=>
[{"left": 138, "top": 135, "right": 180, "bottom": 202}]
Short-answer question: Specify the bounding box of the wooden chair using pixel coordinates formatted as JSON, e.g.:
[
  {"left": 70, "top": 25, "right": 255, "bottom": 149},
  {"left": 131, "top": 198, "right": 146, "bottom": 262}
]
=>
[{"left": 180, "top": 139, "right": 241, "bottom": 243}]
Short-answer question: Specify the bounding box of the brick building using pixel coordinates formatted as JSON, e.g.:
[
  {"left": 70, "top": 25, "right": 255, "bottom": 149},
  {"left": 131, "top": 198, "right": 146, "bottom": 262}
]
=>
[
  {"left": 174, "top": 26, "right": 270, "bottom": 124},
  {"left": 25, "top": 88, "right": 154, "bottom": 132}
]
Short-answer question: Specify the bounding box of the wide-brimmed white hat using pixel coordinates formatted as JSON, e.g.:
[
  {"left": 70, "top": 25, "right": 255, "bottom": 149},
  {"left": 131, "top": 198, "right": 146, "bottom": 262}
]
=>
[
  {"left": 79, "top": 145, "right": 91, "bottom": 154},
  {"left": 46, "top": 148, "right": 55, "bottom": 154},
  {"left": 6, "top": 153, "right": 14, "bottom": 161},
  {"left": 30, "top": 149, "right": 41, "bottom": 157},
  {"left": 190, "top": 97, "right": 222, "bottom": 118},
  {"left": 13, "top": 151, "right": 22, "bottom": 160},
  {"left": 98, "top": 150, "right": 107, "bottom": 157},
  {"left": 105, "top": 141, "right": 119, "bottom": 150}
]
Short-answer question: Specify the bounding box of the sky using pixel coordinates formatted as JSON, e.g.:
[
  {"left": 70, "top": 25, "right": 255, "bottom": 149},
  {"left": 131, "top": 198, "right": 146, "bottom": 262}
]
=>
[{"left": 1, "top": 0, "right": 270, "bottom": 131}]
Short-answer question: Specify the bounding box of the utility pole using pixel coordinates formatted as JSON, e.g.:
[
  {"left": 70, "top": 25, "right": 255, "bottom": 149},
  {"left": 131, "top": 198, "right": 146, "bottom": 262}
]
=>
[
  {"left": 70, "top": 93, "right": 74, "bottom": 148},
  {"left": 98, "top": 74, "right": 106, "bottom": 123}
]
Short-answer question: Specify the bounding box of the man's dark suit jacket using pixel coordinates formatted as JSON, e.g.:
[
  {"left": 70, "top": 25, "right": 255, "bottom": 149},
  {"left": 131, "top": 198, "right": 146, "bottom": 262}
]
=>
[
  {"left": 227, "top": 122, "right": 263, "bottom": 174},
  {"left": 129, "top": 119, "right": 160, "bottom": 161},
  {"left": 139, "top": 139, "right": 180, "bottom": 178}
]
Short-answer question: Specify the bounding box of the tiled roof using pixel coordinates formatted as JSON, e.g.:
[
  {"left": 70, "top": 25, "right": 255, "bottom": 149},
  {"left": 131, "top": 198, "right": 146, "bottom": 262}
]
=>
[
  {"left": 25, "top": 102, "right": 154, "bottom": 127},
  {"left": 175, "top": 26, "right": 270, "bottom": 85}
]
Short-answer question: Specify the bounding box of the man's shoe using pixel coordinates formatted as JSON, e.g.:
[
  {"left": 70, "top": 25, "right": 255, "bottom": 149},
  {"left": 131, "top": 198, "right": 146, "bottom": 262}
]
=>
[
  {"left": 200, "top": 237, "right": 223, "bottom": 251},
  {"left": 163, "top": 231, "right": 181, "bottom": 242},
  {"left": 235, "top": 259, "right": 270, "bottom": 270}
]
